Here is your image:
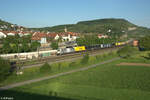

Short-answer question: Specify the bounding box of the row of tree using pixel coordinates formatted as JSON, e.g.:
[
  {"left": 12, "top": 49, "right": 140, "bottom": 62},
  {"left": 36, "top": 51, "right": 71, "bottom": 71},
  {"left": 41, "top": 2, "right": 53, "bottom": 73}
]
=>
[
  {"left": 76, "top": 35, "right": 119, "bottom": 46},
  {"left": 0, "top": 35, "right": 40, "bottom": 54}
]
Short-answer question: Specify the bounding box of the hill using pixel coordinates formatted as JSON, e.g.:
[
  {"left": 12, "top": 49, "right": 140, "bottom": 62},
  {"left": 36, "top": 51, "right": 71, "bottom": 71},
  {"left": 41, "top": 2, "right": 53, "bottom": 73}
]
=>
[
  {"left": 1, "top": 18, "right": 150, "bottom": 37},
  {"left": 29, "top": 18, "right": 150, "bottom": 37},
  {"left": 0, "top": 19, "right": 12, "bottom": 30},
  {"left": 30, "top": 18, "right": 135, "bottom": 32},
  {"left": 127, "top": 26, "right": 150, "bottom": 38},
  {"left": 0, "top": 19, "right": 26, "bottom": 31}
]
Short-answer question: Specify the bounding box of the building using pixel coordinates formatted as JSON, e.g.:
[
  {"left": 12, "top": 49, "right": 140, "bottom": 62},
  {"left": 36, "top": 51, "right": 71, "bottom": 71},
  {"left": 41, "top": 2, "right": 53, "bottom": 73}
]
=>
[
  {"left": 0, "top": 31, "right": 7, "bottom": 38},
  {"left": 47, "top": 33, "right": 59, "bottom": 40},
  {"left": 60, "top": 32, "right": 79, "bottom": 41},
  {"left": 128, "top": 27, "right": 137, "bottom": 31},
  {"left": 133, "top": 40, "right": 139, "bottom": 47},
  {"left": 7, "top": 31, "right": 17, "bottom": 36},
  {"left": 0, "top": 31, "right": 31, "bottom": 38},
  {"left": 32, "top": 32, "right": 47, "bottom": 44},
  {"left": 31, "top": 31, "right": 79, "bottom": 44},
  {"left": 97, "top": 34, "right": 108, "bottom": 39},
  {"left": 18, "top": 31, "right": 31, "bottom": 37}
]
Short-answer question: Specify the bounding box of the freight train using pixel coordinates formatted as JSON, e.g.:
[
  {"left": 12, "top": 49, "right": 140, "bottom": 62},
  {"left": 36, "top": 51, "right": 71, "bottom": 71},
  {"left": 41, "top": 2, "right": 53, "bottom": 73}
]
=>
[
  {"left": 57, "top": 41, "right": 129, "bottom": 55},
  {"left": 0, "top": 40, "right": 131, "bottom": 60}
]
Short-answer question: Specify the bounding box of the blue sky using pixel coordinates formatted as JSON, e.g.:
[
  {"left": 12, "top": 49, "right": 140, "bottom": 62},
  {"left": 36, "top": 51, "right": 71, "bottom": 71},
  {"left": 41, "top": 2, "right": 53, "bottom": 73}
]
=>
[{"left": 0, "top": 0, "right": 150, "bottom": 28}]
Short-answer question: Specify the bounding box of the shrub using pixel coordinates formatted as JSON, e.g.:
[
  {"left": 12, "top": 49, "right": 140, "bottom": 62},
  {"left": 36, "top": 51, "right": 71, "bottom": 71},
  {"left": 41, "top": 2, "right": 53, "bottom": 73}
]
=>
[
  {"left": 108, "top": 51, "right": 115, "bottom": 56},
  {"left": 80, "top": 53, "right": 89, "bottom": 64},
  {"left": 40, "top": 62, "right": 51, "bottom": 73},
  {"left": 51, "top": 41, "right": 58, "bottom": 50},
  {"left": 142, "top": 53, "right": 150, "bottom": 60},
  {"left": 49, "top": 91, "right": 53, "bottom": 96},
  {"left": 0, "top": 57, "right": 11, "bottom": 82},
  {"left": 117, "top": 45, "right": 139, "bottom": 58},
  {"left": 147, "top": 53, "right": 150, "bottom": 59},
  {"left": 69, "top": 62, "right": 76, "bottom": 67},
  {"left": 139, "top": 35, "right": 150, "bottom": 50},
  {"left": 95, "top": 55, "right": 102, "bottom": 61},
  {"left": 102, "top": 53, "right": 107, "bottom": 58},
  {"left": 58, "top": 63, "right": 61, "bottom": 70}
]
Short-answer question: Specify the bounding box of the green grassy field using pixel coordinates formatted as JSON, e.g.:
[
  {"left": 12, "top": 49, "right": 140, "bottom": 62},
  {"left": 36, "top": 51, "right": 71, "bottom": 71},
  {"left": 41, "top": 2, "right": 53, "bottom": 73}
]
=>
[
  {"left": 0, "top": 51, "right": 116, "bottom": 86},
  {"left": 1, "top": 51, "right": 150, "bottom": 100}
]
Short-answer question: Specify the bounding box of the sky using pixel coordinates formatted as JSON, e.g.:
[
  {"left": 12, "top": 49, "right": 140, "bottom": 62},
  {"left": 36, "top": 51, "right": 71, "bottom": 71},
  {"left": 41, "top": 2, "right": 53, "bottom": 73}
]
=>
[{"left": 0, "top": 0, "right": 150, "bottom": 28}]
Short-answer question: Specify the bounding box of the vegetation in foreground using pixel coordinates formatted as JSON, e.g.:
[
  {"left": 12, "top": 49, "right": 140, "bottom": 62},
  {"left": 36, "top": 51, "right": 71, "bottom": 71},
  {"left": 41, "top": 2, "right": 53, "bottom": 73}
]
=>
[
  {"left": 0, "top": 50, "right": 117, "bottom": 86},
  {"left": 117, "top": 45, "right": 139, "bottom": 58},
  {"left": 0, "top": 58, "right": 12, "bottom": 83},
  {"left": 1, "top": 48, "right": 150, "bottom": 100}
]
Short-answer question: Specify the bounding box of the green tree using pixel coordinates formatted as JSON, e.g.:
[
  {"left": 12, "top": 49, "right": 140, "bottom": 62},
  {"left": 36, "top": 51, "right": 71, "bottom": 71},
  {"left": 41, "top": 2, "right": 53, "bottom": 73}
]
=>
[
  {"left": 117, "top": 45, "right": 138, "bottom": 58},
  {"left": 2, "top": 41, "right": 11, "bottom": 54},
  {"left": 51, "top": 41, "right": 58, "bottom": 50},
  {"left": 30, "top": 41, "right": 40, "bottom": 51},
  {"left": 40, "top": 62, "right": 51, "bottom": 73},
  {"left": 0, "top": 57, "right": 11, "bottom": 82},
  {"left": 11, "top": 44, "right": 18, "bottom": 53},
  {"left": 139, "top": 35, "right": 150, "bottom": 50},
  {"left": 81, "top": 53, "right": 89, "bottom": 64},
  {"left": 0, "top": 35, "right": 33, "bottom": 54},
  {"left": 21, "top": 43, "right": 30, "bottom": 52}
]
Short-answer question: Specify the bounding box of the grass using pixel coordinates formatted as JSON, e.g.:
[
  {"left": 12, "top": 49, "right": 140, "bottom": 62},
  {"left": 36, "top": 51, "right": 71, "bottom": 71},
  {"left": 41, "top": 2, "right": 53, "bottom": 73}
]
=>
[
  {"left": 1, "top": 51, "right": 150, "bottom": 100},
  {"left": 0, "top": 51, "right": 117, "bottom": 86},
  {"left": 1, "top": 50, "right": 150, "bottom": 100},
  {"left": 1, "top": 58, "right": 150, "bottom": 100},
  {"left": 120, "top": 50, "right": 150, "bottom": 63}
]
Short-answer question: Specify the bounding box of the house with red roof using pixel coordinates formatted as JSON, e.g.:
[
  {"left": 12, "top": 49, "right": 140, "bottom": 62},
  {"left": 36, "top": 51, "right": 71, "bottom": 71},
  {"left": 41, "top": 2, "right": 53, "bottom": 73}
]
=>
[
  {"left": 98, "top": 34, "right": 108, "bottom": 39},
  {"left": 0, "top": 31, "right": 7, "bottom": 38},
  {"left": 6, "top": 31, "right": 18, "bottom": 36},
  {"left": 31, "top": 32, "right": 47, "bottom": 43},
  {"left": 59, "top": 32, "right": 79, "bottom": 41},
  {"left": 31, "top": 31, "right": 80, "bottom": 44}
]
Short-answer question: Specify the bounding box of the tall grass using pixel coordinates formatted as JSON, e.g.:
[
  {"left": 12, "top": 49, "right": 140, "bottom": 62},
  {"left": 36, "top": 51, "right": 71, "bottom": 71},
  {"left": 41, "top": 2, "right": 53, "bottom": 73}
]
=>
[{"left": 0, "top": 51, "right": 118, "bottom": 86}]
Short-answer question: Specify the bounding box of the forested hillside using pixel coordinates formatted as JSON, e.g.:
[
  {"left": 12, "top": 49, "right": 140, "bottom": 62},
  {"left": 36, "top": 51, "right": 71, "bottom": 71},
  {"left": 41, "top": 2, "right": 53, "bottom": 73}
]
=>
[
  {"left": 1, "top": 18, "right": 150, "bottom": 37},
  {"left": 29, "top": 18, "right": 150, "bottom": 37}
]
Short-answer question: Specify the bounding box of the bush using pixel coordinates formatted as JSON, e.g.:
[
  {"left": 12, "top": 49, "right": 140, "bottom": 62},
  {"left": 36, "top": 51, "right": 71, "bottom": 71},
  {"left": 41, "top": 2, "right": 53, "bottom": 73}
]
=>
[
  {"left": 81, "top": 53, "right": 89, "bottom": 64},
  {"left": 40, "top": 62, "right": 51, "bottom": 73},
  {"left": 139, "top": 35, "right": 150, "bottom": 50},
  {"left": 0, "top": 57, "right": 11, "bottom": 82},
  {"left": 69, "top": 62, "right": 76, "bottom": 67},
  {"left": 117, "top": 45, "right": 138, "bottom": 58},
  {"left": 51, "top": 41, "right": 58, "bottom": 50},
  {"left": 95, "top": 55, "right": 102, "bottom": 61},
  {"left": 58, "top": 63, "right": 61, "bottom": 70},
  {"left": 108, "top": 51, "right": 114, "bottom": 56},
  {"left": 142, "top": 53, "right": 150, "bottom": 60},
  {"left": 147, "top": 53, "right": 150, "bottom": 60},
  {"left": 102, "top": 53, "right": 107, "bottom": 58}
]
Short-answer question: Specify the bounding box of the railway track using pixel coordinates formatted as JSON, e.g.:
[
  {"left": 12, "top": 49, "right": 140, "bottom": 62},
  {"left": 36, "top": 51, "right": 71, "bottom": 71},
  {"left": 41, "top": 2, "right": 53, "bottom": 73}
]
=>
[{"left": 19, "top": 46, "right": 122, "bottom": 69}]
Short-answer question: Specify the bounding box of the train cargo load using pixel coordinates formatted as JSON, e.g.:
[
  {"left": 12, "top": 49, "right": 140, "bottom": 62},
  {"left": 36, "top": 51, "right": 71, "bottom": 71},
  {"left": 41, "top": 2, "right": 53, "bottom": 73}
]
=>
[{"left": 74, "top": 46, "right": 86, "bottom": 52}]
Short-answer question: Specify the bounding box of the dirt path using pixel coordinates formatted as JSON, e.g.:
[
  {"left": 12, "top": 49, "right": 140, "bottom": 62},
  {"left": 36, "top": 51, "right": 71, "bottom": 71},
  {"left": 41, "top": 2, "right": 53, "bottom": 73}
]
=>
[
  {"left": 0, "top": 57, "right": 120, "bottom": 91},
  {"left": 117, "top": 62, "right": 150, "bottom": 66}
]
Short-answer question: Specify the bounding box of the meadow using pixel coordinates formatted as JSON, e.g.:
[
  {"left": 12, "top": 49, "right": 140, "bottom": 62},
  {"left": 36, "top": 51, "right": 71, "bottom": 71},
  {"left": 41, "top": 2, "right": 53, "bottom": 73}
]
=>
[
  {"left": 0, "top": 51, "right": 117, "bottom": 86},
  {"left": 1, "top": 51, "right": 150, "bottom": 100}
]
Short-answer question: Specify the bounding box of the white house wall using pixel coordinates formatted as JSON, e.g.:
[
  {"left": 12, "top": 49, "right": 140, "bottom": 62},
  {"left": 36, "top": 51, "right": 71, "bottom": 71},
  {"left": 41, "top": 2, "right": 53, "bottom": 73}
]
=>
[
  {"left": 0, "top": 32, "right": 6, "bottom": 38},
  {"left": 0, "top": 50, "right": 57, "bottom": 60},
  {"left": 7, "top": 33, "right": 15, "bottom": 36}
]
